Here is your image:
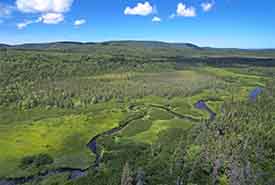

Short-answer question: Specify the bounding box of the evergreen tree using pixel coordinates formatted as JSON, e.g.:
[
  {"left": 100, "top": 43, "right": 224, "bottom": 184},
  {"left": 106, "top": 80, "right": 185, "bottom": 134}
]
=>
[{"left": 121, "top": 162, "right": 133, "bottom": 185}]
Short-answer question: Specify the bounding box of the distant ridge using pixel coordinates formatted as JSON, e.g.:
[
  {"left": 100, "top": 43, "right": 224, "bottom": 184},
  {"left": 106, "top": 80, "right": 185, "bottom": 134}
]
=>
[
  {"left": 0, "top": 44, "right": 11, "bottom": 48},
  {"left": 0, "top": 41, "right": 274, "bottom": 59},
  {"left": 0, "top": 41, "right": 200, "bottom": 50},
  {"left": 15, "top": 42, "right": 96, "bottom": 50},
  {"left": 100, "top": 40, "right": 200, "bottom": 49}
]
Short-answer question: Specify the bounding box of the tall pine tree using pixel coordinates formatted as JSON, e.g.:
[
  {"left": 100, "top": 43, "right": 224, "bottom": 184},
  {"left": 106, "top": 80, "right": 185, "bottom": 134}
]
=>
[{"left": 121, "top": 162, "right": 133, "bottom": 185}]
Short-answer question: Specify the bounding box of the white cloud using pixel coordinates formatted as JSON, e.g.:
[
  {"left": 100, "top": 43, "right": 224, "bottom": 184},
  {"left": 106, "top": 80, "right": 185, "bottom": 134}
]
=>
[
  {"left": 17, "top": 20, "right": 32, "bottom": 29},
  {"left": 74, "top": 19, "right": 86, "bottom": 26},
  {"left": 17, "top": 17, "right": 42, "bottom": 29},
  {"left": 41, "top": 13, "right": 64, "bottom": 24},
  {"left": 16, "top": 0, "right": 74, "bottom": 13},
  {"left": 0, "top": 3, "right": 13, "bottom": 17},
  {"left": 15, "top": 0, "right": 73, "bottom": 27},
  {"left": 124, "top": 2, "right": 153, "bottom": 16},
  {"left": 152, "top": 16, "right": 161, "bottom": 22},
  {"left": 201, "top": 2, "right": 214, "bottom": 12},
  {"left": 169, "top": 13, "right": 176, "bottom": 19},
  {"left": 177, "top": 3, "right": 196, "bottom": 17},
  {"left": 17, "top": 12, "right": 64, "bottom": 29}
]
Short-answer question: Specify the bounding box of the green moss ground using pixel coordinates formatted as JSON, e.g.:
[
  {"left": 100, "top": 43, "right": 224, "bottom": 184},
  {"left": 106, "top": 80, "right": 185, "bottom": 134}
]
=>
[
  {"left": 129, "top": 118, "right": 193, "bottom": 144},
  {"left": 0, "top": 104, "right": 124, "bottom": 177}
]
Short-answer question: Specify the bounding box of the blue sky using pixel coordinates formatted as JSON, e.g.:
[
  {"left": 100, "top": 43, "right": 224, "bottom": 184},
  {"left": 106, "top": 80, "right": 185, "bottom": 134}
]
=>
[{"left": 0, "top": 0, "right": 274, "bottom": 48}]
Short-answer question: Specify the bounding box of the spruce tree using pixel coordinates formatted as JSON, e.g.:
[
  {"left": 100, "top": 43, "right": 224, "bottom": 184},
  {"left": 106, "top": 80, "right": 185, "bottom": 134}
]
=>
[{"left": 121, "top": 162, "right": 133, "bottom": 185}]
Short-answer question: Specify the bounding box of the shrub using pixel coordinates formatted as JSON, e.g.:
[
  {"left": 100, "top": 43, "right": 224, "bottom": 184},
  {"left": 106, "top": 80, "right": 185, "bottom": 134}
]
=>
[
  {"left": 19, "top": 153, "right": 54, "bottom": 169},
  {"left": 19, "top": 156, "right": 36, "bottom": 169},
  {"left": 35, "top": 153, "right": 54, "bottom": 167}
]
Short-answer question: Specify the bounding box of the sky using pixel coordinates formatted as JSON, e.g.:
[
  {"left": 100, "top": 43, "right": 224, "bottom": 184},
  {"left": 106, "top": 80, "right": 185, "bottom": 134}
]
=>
[{"left": 0, "top": 0, "right": 274, "bottom": 48}]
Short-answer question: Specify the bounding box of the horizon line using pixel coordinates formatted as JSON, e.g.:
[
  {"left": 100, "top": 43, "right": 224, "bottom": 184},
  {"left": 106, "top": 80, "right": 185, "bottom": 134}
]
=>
[{"left": 1, "top": 40, "right": 275, "bottom": 50}]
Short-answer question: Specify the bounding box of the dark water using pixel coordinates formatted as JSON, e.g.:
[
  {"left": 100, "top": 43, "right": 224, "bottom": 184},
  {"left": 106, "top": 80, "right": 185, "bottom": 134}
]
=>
[
  {"left": 249, "top": 87, "right": 263, "bottom": 101},
  {"left": 194, "top": 100, "right": 208, "bottom": 110},
  {"left": 194, "top": 100, "right": 216, "bottom": 121},
  {"left": 69, "top": 170, "right": 87, "bottom": 180}
]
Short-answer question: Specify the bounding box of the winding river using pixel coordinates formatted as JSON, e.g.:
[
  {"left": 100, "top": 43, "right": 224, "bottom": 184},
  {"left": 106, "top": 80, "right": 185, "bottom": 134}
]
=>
[{"left": 0, "top": 101, "right": 216, "bottom": 185}]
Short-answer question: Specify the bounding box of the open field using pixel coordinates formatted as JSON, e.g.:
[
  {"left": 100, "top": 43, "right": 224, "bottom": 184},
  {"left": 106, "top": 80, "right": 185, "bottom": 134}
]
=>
[{"left": 0, "top": 104, "right": 125, "bottom": 177}]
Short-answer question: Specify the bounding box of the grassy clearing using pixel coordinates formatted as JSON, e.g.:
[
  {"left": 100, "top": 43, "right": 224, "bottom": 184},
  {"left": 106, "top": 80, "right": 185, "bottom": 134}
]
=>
[
  {"left": 119, "top": 119, "right": 153, "bottom": 137},
  {"left": 169, "top": 97, "right": 208, "bottom": 119},
  {"left": 148, "top": 108, "right": 175, "bottom": 121},
  {"left": 0, "top": 106, "right": 124, "bottom": 178},
  {"left": 198, "top": 67, "right": 266, "bottom": 87},
  {"left": 200, "top": 67, "right": 264, "bottom": 79},
  {"left": 129, "top": 118, "right": 193, "bottom": 144}
]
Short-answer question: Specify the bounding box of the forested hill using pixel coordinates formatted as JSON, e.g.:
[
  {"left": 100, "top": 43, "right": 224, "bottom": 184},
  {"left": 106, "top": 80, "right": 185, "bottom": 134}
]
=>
[
  {"left": 0, "top": 41, "right": 200, "bottom": 50},
  {"left": 1, "top": 41, "right": 275, "bottom": 58}
]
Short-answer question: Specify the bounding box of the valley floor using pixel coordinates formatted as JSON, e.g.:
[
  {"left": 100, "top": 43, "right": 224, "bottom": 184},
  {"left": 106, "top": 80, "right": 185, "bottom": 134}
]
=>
[{"left": 0, "top": 65, "right": 271, "bottom": 185}]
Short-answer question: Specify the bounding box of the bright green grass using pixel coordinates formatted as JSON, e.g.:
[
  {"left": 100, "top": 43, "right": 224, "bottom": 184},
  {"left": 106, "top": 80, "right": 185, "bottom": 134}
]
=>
[
  {"left": 129, "top": 119, "right": 193, "bottom": 144},
  {"left": 201, "top": 67, "right": 264, "bottom": 79},
  {"left": 24, "top": 173, "right": 70, "bottom": 185},
  {"left": 170, "top": 97, "right": 207, "bottom": 119},
  {"left": 119, "top": 119, "right": 153, "bottom": 137},
  {"left": 148, "top": 108, "right": 175, "bottom": 121},
  {"left": 120, "top": 107, "right": 176, "bottom": 138},
  {"left": 199, "top": 67, "right": 266, "bottom": 87},
  {"left": 0, "top": 107, "right": 79, "bottom": 126},
  {"left": 0, "top": 108, "right": 124, "bottom": 178},
  {"left": 135, "top": 96, "right": 169, "bottom": 105}
]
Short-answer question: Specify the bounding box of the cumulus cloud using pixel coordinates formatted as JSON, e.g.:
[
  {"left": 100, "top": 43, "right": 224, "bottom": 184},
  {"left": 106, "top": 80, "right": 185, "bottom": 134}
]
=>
[
  {"left": 0, "top": 3, "right": 13, "bottom": 17},
  {"left": 152, "top": 16, "right": 161, "bottom": 22},
  {"left": 201, "top": 2, "right": 214, "bottom": 12},
  {"left": 177, "top": 3, "right": 196, "bottom": 17},
  {"left": 16, "top": 0, "right": 74, "bottom": 13},
  {"left": 15, "top": 0, "right": 73, "bottom": 27},
  {"left": 41, "top": 13, "right": 64, "bottom": 24},
  {"left": 74, "top": 19, "right": 86, "bottom": 26},
  {"left": 124, "top": 2, "right": 153, "bottom": 16}
]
